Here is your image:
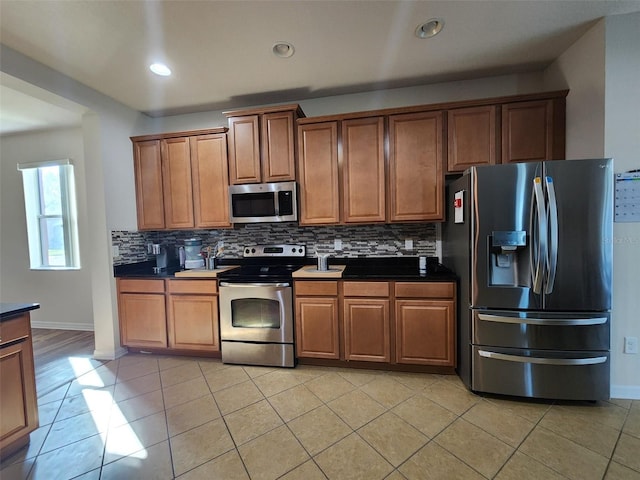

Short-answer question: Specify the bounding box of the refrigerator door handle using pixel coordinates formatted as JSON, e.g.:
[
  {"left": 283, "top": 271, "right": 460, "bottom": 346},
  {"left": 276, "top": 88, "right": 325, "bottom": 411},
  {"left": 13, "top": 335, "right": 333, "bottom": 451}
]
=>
[
  {"left": 530, "top": 177, "right": 547, "bottom": 294},
  {"left": 478, "top": 350, "right": 608, "bottom": 366},
  {"left": 478, "top": 313, "right": 608, "bottom": 326},
  {"left": 545, "top": 176, "right": 559, "bottom": 294}
]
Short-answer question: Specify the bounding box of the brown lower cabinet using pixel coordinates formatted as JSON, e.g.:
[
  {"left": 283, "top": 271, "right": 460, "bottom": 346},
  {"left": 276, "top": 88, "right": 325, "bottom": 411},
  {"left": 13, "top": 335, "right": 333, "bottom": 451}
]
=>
[
  {"left": 166, "top": 280, "right": 219, "bottom": 352},
  {"left": 294, "top": 279, "right": 456, "bottom": 368},
  {"left": 294, "top": 281, "right": 340, "bottom": 359},
  {"left": 0, "top": 312, "right": 39, "bottom": 458},
  {"left": 117, "top": 278, "right": 219, "bottom": 354},
  {"left": 343, "top": 282, "right": 390, "bottom": 363}
]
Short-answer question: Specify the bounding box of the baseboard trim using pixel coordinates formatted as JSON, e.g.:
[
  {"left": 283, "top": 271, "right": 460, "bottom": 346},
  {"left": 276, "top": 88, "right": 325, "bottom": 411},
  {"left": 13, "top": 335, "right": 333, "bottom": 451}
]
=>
[
  {"left": 611, "top": 384, "right": 640, "bottom": 400},
  {"left": 31, "top": 321, "right": 94, "bottom": 331},
  {"left": 93, "top": 346, "right": 128, "bottom": 361}
]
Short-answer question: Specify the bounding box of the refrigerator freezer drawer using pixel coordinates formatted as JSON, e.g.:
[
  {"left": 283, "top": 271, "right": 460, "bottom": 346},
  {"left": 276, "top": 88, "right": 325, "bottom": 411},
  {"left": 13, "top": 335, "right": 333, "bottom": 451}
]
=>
[
  {"left": 472, "top": 346, "right": 609, "bottom": 400},
  {"left": 473, "top": 310, "right": 610, "bottom": 350}
]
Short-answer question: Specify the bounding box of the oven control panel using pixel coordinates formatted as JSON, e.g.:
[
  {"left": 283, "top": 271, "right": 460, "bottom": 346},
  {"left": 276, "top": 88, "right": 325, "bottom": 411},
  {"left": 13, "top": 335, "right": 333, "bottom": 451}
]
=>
[{"left": 243, "top": 244, "right": 306, "bottom": 257}]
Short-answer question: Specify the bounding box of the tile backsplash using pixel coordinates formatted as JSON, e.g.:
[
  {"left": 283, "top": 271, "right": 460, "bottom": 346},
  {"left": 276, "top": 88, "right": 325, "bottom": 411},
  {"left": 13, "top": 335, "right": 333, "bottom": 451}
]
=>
[{"left": 111, "top": 223, "right": 438, "bottom": 265}]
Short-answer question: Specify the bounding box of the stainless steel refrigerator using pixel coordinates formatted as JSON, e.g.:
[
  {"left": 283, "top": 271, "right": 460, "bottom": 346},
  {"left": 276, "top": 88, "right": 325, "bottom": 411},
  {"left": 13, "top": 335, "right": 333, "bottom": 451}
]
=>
[{"left": 443, "top": 158, "right": 613, "bottom": 400}]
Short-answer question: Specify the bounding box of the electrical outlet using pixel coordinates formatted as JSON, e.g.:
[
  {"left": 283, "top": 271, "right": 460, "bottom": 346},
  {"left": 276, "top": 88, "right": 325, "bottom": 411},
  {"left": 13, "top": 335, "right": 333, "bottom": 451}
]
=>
[
  {"left": 405, "top": 239, "right": 413, "bottom": 251},
  {"left": 112, "top": 245, "right": 119, "bottom": 258},
  {"left": 624, "top": 336, "right": 638, "bottom": 354},
  {"left": 334, "top": 239, "right": 342, "bottom": 251}
]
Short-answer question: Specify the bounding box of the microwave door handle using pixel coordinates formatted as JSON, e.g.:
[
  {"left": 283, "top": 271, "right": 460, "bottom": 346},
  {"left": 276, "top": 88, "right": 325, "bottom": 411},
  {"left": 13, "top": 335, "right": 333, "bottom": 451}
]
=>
[
  {"left": 274, "top": 191, "right": 280, "bottom": 216},
  {"left": 544, "top": 176, "right": 559, "bottom": 294}
]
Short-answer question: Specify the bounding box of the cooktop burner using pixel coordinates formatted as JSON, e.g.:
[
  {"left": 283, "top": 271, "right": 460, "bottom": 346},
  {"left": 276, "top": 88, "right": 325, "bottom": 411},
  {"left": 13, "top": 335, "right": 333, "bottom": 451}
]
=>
[{"left": 217, "top": 244, "right": 306, "bottom": 283}]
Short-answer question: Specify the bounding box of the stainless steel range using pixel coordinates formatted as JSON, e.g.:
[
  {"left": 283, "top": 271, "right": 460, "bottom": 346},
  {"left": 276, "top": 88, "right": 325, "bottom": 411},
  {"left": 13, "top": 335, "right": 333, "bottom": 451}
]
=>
[{"left": 217, "top": 244, "right": 306, "bottom": 367}]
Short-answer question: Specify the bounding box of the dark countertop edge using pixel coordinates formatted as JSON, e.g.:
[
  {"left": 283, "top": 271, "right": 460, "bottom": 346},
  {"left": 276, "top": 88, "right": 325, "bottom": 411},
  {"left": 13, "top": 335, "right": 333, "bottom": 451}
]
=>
[
  {"left": 114, "top": 258, "right": 457, "bottom": 281},
  {"left": 1, "top": 303, "right": 41, "bottom": 320}
]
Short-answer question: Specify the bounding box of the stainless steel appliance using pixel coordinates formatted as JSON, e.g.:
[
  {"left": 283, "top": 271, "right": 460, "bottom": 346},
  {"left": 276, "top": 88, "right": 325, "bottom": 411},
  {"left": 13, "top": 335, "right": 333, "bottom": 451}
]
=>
[
  {"left": 229, "top": 181, "right": 297, "bottom": 223},
  {"left": 218, "top": 244, "right": 306, "bottom": 367},
  {"left": 443, "top": 158, "right": 613, "bottom": 400}
]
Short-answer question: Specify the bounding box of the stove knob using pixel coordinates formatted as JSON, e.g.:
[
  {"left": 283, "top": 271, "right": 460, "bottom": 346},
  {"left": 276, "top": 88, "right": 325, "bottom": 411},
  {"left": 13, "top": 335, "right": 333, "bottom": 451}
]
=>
[
  {"left": 251, "top": 248, "right": 256, "bottom": 253},
  {"left": 245, "top": 248, "right": 250, "bottom": 255}
]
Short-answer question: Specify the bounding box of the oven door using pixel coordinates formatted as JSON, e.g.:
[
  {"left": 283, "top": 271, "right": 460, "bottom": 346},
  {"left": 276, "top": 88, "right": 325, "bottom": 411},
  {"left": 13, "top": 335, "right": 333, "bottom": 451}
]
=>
[{"left": 219, "top": 282, "right": 293, "bottom": 344}]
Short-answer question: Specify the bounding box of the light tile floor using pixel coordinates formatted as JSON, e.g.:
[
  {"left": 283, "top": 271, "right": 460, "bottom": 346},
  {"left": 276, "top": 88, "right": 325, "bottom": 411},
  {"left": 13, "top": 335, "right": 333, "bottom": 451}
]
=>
[{"left": 1, "top": 354, "right": 639, "bottom": 480}]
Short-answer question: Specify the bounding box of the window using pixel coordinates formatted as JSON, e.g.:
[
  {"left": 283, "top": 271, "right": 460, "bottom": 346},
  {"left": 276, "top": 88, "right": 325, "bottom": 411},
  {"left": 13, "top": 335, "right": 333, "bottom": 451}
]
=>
[{"left": 17, "top": 159, "right": 80, "bottom": 269}]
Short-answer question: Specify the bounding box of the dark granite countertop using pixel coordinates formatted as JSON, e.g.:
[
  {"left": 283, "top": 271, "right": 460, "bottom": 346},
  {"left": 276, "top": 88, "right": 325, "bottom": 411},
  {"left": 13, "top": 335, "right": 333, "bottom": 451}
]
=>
[
  {"left": 114, "top": 260, "right": 182, "bottom": 278},
  {"left": 337, "top": 257, "right": 456, "bottom": 281},
  {"left": 1, "top": 302, "right": 40, "bottom": 321},
  {"left": 115, "top": 257, "right": 456, "bottom": 282}
]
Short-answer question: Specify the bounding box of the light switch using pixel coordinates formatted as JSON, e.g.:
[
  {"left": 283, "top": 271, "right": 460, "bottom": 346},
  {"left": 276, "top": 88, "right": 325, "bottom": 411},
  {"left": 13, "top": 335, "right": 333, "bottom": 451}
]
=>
[
  {"left": 405, "top": 239, "right": 413, "bottom": 250},
  {"left": 334, "top": 239, "right": 342, "bottom": 250}
]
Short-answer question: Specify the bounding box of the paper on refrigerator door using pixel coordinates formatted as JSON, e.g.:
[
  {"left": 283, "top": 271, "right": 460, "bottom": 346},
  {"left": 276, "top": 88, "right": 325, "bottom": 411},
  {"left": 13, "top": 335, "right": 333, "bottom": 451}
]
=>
[{"left": 454, "top": 190, "right": 464, "bottom": 223}]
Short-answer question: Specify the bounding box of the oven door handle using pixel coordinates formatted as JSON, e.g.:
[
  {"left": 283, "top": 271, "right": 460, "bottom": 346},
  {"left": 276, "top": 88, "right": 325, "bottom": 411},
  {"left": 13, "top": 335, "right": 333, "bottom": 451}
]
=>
[{"left": 219, "top": 282, "right": 290, "bottom": 288}]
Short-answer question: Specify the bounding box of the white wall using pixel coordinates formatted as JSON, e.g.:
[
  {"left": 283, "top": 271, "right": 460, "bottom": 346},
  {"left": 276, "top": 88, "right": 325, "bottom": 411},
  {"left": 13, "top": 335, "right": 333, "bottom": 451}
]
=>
[
  {"left": 544, "top": 13, "right": 640, "bottom": 399},
  {"left": 604, "top": 12, "right": 640, "bottom": 399},
  {"left": 543, "top": 21, "right": 606, "bottom": 158},
  {"left": 0, "top": 127, "right": 94, "bottom": 330},
  {"left": 1, "top": 45, "right": 149, "bottom": 358},
  {"left": 141, "top": 72, "right": 545, "bottom": 137}
]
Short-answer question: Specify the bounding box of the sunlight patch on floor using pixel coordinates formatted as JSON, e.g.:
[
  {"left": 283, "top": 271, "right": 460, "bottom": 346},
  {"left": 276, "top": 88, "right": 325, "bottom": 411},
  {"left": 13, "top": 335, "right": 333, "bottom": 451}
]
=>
[{"left": 69, "top": 356, "right": 147, "bottom": 459}]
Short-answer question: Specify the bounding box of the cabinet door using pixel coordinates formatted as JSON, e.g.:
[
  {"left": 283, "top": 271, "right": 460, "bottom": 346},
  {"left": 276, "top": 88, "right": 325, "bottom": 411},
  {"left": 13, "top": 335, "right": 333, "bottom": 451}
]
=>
[
  {"left": 295, "top": 297, "right": 340, "bottom": 359},
  {"left": 343, "top": 298, "right": 390, "bottom": 362},
  {"left": 388, "top": 112, "right": 444, "bottom": 222},
  {"left": 161, "top": 137, "right": 195, "bottom": 229},
  {"left": 342, "top": 117, "right": 386, "bottom": 223},
  {"left": 190, "top": 134, "right": 231, "bottom": 228},
  {"left": 119, "top": 293, "right": 167, "bottom": 348},
  {"left": 502, "top": 100, "right": 553, "bottom": 164},
  {"left": 297, "top": 122, "right": 340, "bottom": 225},
  {"left": 133, "top": 140, "right": 165, "bottom": 230},
  {"left": 447, "top": 106, "right": 497, "bottom": 173},
  {"left": 228, "top": 115, "right": 261, "bottom": 184},
  {"left": 167, "top": 294, "right": 219, "bottom": 351},
  {"left": 262, "top": 111, "right": 296, "bottom": 182},
  {"left": 0, "top": 339, "right": 38, "bottom": 449},
  {"left": 395, "top": 300, "right": 455, "bottom": 366}
]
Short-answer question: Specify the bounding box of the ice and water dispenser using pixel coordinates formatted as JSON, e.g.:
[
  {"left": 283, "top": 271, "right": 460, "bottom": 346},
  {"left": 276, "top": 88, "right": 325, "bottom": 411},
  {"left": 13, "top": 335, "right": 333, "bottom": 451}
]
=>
[{"left": 489, "top": 231, "right": 528, "bottom": 286}]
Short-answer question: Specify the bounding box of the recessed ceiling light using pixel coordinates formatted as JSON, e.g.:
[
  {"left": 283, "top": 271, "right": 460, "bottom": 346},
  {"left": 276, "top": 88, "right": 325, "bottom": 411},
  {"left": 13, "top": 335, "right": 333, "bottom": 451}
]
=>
[
  {"left": 149, "top": 63, "right": 172, "bottom": 76},
  {"left": 272, "top": 42, "right": 295, "bottom": 58},
  {"left": 415, "top": 18, "right": 444, "bottom": 39}
]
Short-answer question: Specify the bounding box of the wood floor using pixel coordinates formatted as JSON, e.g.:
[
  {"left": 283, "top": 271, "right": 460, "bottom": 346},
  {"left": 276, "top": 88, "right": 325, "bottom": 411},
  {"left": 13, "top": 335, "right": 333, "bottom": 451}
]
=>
[{"left": 31, "top": 328, "right": 105, "bottom": 397}]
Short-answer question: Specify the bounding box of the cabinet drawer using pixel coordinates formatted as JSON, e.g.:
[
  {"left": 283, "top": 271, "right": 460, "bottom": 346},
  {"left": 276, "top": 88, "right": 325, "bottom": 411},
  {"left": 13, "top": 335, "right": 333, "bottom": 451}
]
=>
[
  {"left": 167, "top": 279, "right": 218, "bottom": 294},
  {"left": 118, "top": 278, "right": 165, "bottom": 294},
  {"left": 295, "top": 281, "right": 338, "bottom": 296},
  {"left": 0, "top": 314, "right": 30, "bottom": 346},
  {"left": 395, "top": 282, "right": 454, "bottom": 299},
  {"left": 343, "top": 281, "right": 389, "bottom": 297}
]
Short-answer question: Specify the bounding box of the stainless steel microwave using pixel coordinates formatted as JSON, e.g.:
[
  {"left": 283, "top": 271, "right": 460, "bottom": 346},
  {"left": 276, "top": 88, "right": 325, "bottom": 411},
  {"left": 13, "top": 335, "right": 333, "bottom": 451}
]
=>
[{"left": 229, "top": 181, "right": 298, "bottom": 223}]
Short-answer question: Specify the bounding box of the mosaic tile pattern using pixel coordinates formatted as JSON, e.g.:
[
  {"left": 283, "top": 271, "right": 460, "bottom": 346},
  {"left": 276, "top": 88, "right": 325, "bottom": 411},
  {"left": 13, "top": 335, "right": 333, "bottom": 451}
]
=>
[{"left": 112, "top": 223, "right": 438, "bottom": 265}]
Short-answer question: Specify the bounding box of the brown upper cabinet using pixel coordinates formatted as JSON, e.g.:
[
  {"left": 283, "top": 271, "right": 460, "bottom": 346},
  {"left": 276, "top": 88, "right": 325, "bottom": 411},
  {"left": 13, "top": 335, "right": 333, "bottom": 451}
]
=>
[
  {"left": 341, "top": 117, "right": 386, "bottom": 223},
  {"left": 297, "top": 122, "right": 340, "bottom": 225},
  {"left": 298, "top": 110, "right": 444, "bottom": 225},
  {"left": 133, "top": 140, "right": 165, "bottom": 229},
  {"left": 388, "top": 111, "right": 444, "bottom": 222},
  {"left": 225, "top": 104, "right": 304, "bottom": 184},
  {"left": 447, "top": 105, "right": 498, "bottom": 173},
  {"left": 131, "top": 128, "right": 230, "bottom": 231},
  {"left": 447, "top": 91, "right": 566, "bottom": 173},
  {"left": 502, "top": 98, "right": 565, "bottom": 164}
]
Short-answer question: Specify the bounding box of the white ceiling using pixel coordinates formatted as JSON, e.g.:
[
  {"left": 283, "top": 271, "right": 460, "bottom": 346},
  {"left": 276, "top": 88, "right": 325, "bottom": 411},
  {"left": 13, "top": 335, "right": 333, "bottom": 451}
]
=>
[{"left": 1, "top": 0, "right": 640, "bottom": 134}]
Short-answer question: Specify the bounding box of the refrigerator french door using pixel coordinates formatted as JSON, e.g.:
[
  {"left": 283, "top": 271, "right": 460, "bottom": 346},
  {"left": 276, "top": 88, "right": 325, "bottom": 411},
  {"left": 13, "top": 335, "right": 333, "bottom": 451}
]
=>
[{"left": 444, "top": 158, "right": 613, "bottom": 400}]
